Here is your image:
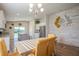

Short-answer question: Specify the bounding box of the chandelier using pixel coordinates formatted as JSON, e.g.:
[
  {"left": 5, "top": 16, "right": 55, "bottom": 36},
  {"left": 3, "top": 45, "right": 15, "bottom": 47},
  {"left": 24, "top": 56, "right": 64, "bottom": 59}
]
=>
[{"left": 29, "top": 3, "right": 44, "bottom": 16}]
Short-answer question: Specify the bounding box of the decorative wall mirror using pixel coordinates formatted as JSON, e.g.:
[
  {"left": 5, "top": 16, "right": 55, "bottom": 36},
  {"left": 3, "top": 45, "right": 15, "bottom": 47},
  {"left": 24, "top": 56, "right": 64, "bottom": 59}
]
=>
[{"left": 54, "top": 16, "right": 61, "bottom": 28}]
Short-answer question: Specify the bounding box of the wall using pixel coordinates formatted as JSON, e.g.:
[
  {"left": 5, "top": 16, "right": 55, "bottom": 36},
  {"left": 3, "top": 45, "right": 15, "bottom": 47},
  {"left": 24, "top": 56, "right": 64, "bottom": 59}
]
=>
[
  {"left": 6, "top": 21, "right": 29, "bottom": 39},
  {"left": 29, "top": 20, "right": 35, "bottom": 39},
  {"left": 48, "top": 6, "right": 79, "bottom": 47},
  {"left": 5, "top": 21, "right": 29, "bottom": 51}
]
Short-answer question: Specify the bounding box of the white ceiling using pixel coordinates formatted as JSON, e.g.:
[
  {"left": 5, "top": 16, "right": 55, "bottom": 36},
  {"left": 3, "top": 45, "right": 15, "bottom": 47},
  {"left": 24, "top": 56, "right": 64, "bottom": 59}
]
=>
[{"left": 0, "top": 3, "right": 79, "bottom": 21}]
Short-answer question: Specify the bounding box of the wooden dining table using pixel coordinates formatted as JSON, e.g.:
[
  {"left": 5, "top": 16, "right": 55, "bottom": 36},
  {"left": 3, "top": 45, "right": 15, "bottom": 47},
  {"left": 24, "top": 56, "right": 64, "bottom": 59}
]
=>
[{"left": 15, "top": 39, "right": 37, "bottom": 55}]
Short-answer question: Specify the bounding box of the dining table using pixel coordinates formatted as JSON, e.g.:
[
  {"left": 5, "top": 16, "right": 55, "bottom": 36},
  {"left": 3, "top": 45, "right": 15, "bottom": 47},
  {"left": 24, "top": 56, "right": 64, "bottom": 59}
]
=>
[{"left": 15, "top": 39, "right": 38, "bottom": 55}]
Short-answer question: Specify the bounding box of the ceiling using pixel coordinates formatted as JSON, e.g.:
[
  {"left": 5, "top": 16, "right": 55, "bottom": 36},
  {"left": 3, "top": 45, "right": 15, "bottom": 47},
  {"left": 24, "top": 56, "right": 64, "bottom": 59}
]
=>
[{"left": 0, "top": 3, "right": 79, "bottom": 21}]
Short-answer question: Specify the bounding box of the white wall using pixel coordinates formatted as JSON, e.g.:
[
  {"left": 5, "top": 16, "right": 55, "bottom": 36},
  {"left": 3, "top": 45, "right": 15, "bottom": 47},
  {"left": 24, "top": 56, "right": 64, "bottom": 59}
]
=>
[
  {"left": 48, "top": 6, "right": 79, "bottom": 47},
  {"left": 29, "top": 20, "right": 35, "bottom": 39}
]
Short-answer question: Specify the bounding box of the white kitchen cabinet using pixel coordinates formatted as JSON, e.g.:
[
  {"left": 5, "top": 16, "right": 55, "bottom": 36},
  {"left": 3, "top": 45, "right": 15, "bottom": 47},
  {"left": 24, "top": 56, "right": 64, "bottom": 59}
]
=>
[{"left": 0, "top": 10, "right": 6, "bottom": 29}]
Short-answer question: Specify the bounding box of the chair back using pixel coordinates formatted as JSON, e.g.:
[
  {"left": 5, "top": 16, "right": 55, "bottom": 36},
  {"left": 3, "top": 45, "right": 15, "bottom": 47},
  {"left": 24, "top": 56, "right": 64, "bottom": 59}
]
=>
[
  {"left": 47, "top": 34, "right": 57, "bottom": 56},
  {"left": 35, "top": 38, "right": 48, "bottom": 56},
  {"left": 0, "top": 38, "right": 8, "bottom": 56}
]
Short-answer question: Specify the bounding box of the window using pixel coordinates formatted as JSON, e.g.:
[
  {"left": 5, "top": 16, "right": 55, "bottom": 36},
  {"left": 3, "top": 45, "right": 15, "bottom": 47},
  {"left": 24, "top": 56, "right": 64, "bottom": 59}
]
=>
[
  {"left": 14, "top": 27, "right": 25, "bottom": 48},
  {"left": 14, "top": 27, "right": 25, "bottom": 33}
]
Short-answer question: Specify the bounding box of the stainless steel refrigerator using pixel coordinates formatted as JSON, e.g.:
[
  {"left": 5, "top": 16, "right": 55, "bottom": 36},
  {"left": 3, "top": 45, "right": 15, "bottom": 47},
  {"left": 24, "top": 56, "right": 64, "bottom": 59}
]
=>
[{"left": 39, "top": 26, "right": 46, "bottom": 37}]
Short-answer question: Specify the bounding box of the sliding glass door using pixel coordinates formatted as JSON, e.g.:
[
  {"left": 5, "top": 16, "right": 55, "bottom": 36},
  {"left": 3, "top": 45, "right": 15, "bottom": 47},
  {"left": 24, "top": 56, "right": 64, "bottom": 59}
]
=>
[{"left": 14, "top": 27, "right": 25, "bottom": 48}]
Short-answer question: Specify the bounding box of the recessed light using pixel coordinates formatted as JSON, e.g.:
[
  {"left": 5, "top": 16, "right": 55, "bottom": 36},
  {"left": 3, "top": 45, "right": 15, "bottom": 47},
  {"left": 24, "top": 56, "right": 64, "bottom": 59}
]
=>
[{"left": 40, "top": 8, "right": 44, "bottom": 12}]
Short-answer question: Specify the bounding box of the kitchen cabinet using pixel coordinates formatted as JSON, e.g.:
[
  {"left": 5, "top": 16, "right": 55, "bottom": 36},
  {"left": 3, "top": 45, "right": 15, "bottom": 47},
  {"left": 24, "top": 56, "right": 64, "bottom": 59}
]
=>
[{"left": 0, "top": 10, "right": 6, "bottom": 29}]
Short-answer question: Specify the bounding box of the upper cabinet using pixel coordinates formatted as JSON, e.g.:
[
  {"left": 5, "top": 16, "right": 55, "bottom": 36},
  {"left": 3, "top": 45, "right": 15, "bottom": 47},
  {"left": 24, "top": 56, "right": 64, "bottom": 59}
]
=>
[{"left": 0, "top": 10, "right": 6, "bottom": 29}]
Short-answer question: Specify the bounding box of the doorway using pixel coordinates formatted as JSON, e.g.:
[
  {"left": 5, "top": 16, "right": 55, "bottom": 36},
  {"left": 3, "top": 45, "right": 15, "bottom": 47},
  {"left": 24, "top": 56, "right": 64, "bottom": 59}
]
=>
[{"left": 14, "top": 26, "right": 25, "bottom": 48}]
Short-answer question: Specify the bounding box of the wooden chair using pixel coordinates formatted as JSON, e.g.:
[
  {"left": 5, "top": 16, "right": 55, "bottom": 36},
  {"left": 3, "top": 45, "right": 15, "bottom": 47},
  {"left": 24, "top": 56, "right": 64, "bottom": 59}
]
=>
[
  {"left": 0, "top": 38, "right": 20, "bottom": 56},
  {"left": 28, "top": 38, "right": 48, "bottom": 56},
  {"left": 47, "top": 34, "right": 57, "bottom": 56}
]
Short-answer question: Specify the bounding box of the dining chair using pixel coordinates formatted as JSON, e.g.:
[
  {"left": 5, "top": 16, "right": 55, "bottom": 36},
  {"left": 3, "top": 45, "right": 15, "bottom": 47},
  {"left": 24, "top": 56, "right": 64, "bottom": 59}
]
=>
[
  {"left": 47, "top": 34, "right": 57, "bottom": 56},
  {"left": 28, "top": 38, "right": 48, "bottom": 56},
  {"left": 0, "top": 38, "right": 20, "bottom": 56}
]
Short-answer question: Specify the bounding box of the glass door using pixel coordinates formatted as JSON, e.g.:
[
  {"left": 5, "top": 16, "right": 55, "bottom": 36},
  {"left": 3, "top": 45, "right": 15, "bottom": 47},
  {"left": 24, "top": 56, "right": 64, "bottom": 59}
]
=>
[{"left": 14, "top": 27, "right": 25, "bottom": 48}]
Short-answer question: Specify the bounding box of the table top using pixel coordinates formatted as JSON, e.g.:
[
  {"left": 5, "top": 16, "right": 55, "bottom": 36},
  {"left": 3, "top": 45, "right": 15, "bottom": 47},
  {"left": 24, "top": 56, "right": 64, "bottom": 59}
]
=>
[{"left": 16, "top": 39, "right": 37, "bottom": 54}]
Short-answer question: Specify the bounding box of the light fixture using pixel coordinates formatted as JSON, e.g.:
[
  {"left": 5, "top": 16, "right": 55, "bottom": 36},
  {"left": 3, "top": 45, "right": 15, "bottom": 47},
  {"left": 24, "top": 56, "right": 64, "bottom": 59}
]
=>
[
  {"left": 29, "top": 3, "right": 33, "bottom": 8},
  {"left": 40, "top": 8, "right": 44, "bottom": 12},
  {"left": 38, "top": 3, "right": 42, "bottom": 8},
  {"left": 29, "top": 3, "right": 44, "bottom": 16},
  {"left": 29, "top": 8, "right": 32, "bottom": 12}
]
